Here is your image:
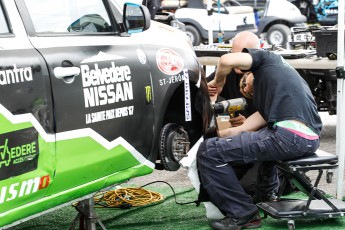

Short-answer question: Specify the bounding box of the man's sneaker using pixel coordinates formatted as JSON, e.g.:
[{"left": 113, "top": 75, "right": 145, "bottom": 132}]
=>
[
  {"left": 210, "top": 211, "right": 262, "bottom": 230},
  {"left": 253, "top": 193, "right": 278, "bottom": 204}
]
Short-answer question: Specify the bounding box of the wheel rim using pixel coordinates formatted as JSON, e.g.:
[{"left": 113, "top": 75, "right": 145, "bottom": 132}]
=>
[
  {"left": 159, "top": 123, "right": 190, "bottom": 171},
  {"left": 185, "top": 31, "right": 194, "bottom": 44},
  {"left": 269, "top": 31, "right": 284, "bottom": 45}
]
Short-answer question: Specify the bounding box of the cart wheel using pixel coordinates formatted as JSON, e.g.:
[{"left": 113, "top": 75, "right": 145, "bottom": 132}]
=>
[
  {"left": 327, "top": 53, "right": 337, "bottom": 60},
  {"left": 288, "top": 220, "right": 295, "bottom": 230},
  {"left": 326, "top": 170, "right": 333, "bottom": 183}
]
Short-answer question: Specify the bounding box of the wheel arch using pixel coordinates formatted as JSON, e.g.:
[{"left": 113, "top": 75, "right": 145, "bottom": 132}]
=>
[
  {"left": 258, "top": 18, "right": 290, "bottom": 34},
  {"left": 162, "top": 83, "right": 204, "bottom": 145},
  {"left": 176, "top": 18, "right": 209, "bottom": 40},
  {"left": 148, "top": 77, "right": 211, "bottom": 171}
]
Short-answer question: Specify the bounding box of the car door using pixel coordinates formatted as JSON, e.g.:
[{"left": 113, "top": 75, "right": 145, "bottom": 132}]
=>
[
  {"left": 0, "top": 0, "right": 55, "bottom": 213},
  {"left": 16, "top": 0, "right": 154, "bottom": 192}
]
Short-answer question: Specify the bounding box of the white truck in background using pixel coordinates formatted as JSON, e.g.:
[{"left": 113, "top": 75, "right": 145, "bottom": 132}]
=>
[
  {"left": 159, "top": 0, "right": 307, "bottom": 47},
  {"left": 160, "top": 0, "right": 258, "bottom": 45}
]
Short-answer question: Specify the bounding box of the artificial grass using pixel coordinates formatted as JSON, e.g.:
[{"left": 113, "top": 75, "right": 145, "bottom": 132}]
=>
[{"left": 8, "top": 185, "right": 345, "bottom": 230}]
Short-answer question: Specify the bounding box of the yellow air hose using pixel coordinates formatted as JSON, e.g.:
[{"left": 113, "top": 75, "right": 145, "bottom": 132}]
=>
[{"left": 93, "top": 187, "right": 165, "bottom": 208}]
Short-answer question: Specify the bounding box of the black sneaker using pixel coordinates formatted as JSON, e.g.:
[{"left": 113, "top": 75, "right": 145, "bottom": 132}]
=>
[
  {"left": 210, "top": 211, "right": 262, "bottom": 230},
  {"left": 253, "top": 193, "right": 278, "bottom": 204}
]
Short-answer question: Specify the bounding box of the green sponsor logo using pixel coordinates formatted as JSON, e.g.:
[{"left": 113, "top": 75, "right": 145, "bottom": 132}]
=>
[{"left": 0, "top": 139, "right": 37, "bottom": 168}]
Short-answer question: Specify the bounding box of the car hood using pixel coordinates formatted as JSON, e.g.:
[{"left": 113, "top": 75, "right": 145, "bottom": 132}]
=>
[{"left": 131, "top": 21, "right": 195, "bottom": 54}]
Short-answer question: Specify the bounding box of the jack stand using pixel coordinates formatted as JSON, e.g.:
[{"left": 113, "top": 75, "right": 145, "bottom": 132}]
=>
[{"left": 69, "top": 197, "right": 107, "bottom": 230}]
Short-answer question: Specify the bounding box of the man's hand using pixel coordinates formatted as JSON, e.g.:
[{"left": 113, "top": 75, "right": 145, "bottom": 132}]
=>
[
  {"left": 207, "top": 82, "right": 219, "bottom": 102},
  {"left": 218, "top": 126, "right": 240, "bottom": 138},
  {"left": 217, "top": 112, "right": 266, "bottom": 138},
  {"left": 208, "top": 79, "right": 224, "bottom": 95},
  {"left": 229, "top": 114, "right": 246, "bottom": 127}
]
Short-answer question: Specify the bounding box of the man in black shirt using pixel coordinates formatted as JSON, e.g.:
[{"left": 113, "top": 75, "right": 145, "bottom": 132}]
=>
[
  {"left": 199, "top": 47, "right": 322, "bottom": 229},
  {"left": 207, "top": 31, "right": 278, "bottom": 200}
]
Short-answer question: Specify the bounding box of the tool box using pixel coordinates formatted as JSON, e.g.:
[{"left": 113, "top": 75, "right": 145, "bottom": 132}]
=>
[{"left": 314, "top": 28, "right": 341, "bottom": 58}]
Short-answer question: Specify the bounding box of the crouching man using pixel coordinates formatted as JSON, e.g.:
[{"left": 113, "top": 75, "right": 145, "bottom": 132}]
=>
[{"left": 197, "top": 48, "right": 322, "bottom": 229}]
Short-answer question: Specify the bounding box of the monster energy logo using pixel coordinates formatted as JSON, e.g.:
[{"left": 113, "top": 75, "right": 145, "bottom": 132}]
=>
[{"left": 145, "top": 86, "right": 152, "bottom": 103}]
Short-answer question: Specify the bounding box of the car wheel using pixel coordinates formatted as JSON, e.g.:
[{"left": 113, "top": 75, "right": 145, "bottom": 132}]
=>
[
  {"left": 267, "top": 24, "right": 291, "bottom": 48},
  {"left": 159, "top": 123, "right": 190, "bottom": 171},
  {"left": 185, "top": 25, "right": 201, "bottom": 46}
]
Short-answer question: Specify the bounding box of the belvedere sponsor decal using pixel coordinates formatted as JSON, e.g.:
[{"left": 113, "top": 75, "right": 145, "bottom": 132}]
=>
[
  {"left": 81, "top": 62, "right": 133, "bottom": 108},
  {"left": 0, "top": 65, "right": 33, "bottom": 85},
  {"left": 0, "top": 175, "right": 50, "bottom": 204},
  {"left": 80, "top": 52, "right": 135, "bottom": 124},
  {"left": 0, "top": 128, "right": 39, "bottom": 180},
  {"left": 85, "top": 106, "right": 134, "bottom": 124}
]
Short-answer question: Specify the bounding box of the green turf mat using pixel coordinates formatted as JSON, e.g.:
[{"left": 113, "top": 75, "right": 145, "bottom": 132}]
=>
[{"left": 8, "top": 186, "right": 345, "bottom": 230}]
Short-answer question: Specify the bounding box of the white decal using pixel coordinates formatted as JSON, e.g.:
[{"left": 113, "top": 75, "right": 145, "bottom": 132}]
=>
[
  {"left": 81, "top": 51, "right": 125, "bottom": 63},
  {"left": 81, "top": 62, "right": 133, "bottom": 108},
  {"left": 137, "top": 49, "right": 147, "bottom": 65},
  {"left": 159, "top": 73, "right": 184, "bottom": 86},
  {"left": 184, "top": 69, "right": 191, "bottom": 121},
  {"left": 0, "top": 65, "right": 33, "bottom": 85},
  {"left": 85, "top": 106, "right": 134, "bottom": 124}
]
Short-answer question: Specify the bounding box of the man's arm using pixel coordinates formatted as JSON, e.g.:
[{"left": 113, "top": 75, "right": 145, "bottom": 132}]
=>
[
  {"left": 209, "top": 53, "right": 253, "bottom": 95},
  {"left": 218, "top": 111, "right": 266, "bottom": 137}
]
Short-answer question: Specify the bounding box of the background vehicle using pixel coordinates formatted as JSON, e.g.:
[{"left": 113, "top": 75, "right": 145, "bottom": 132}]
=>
[
  {"left": 0, "top": 0, "right": 214, "bottom": 228},
  {"left": 160, "top": 0, "right": 258, "bottom": 45},
  {"left": 154, "top": 11, "right": 186, "bottom": 31},
  {"left": 256, "top": 0, "right": 307, "bottom": 48},
  {"left": 160, "top": 0, "right": 306, "bottom": 48},
  {"left": 290, "top": 0, "right": 338, "bottom": 26},
  {"left": 315, "top": 0, "right": 338, "bottom": 26}
]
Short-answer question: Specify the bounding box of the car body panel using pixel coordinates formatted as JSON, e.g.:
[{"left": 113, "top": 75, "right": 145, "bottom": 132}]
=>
[{"left": 0, "top": 0, "right": 214, "bottom": 228}]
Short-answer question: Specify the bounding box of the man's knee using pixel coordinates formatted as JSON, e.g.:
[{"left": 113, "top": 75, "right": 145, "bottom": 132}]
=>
[{"left": 196, "top": 141, "right": 207, "bottom": 166}]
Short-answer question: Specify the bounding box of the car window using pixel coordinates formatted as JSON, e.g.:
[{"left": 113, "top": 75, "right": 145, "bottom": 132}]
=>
[
  {"left": 0, "top": 3, "right": 10, "bottom": 34},
  {"left": 24, "top": 0, "right": 116, "bottom": 33}
]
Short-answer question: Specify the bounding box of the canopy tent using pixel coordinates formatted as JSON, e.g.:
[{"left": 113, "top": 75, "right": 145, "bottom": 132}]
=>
[{"left": 207, "top": 0, "right": 213, "bottom": 44}]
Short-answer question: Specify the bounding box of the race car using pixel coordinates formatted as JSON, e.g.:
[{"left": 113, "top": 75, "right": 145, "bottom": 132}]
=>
[{"left": 0, "top": 0, "right": 215, "bottom": 228}]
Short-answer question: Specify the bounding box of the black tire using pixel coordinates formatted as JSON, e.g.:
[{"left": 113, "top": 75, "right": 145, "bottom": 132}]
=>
[
  {"left": 185, "top": 25, "right": 201, "bottom": 46},
  {"left": 266, "top": 24, "right": 291, "bottom": 48},
  {"left": 223, "top": 0, "right": 241, "bottom": 6}
]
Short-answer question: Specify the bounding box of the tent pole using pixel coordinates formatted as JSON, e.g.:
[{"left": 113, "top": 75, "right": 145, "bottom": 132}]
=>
[
  {"left": 336, "top": 0, "right": 345, "bottom": 200},
  {"left": 207, "top": 0, "right": 213, "bottom": 45}
]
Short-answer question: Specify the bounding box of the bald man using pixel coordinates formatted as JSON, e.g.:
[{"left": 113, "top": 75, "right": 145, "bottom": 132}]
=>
[
  {"left": 208, "top": 31, "right": 260, "bottom": 125},
  {"left": 206, "top": 32, "right": 279, "bottom": 201}
]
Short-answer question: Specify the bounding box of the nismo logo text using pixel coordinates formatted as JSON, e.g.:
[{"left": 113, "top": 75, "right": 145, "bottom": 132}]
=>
[{"left": 0, "top": 175, "right": 50, "bottom": 204}]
